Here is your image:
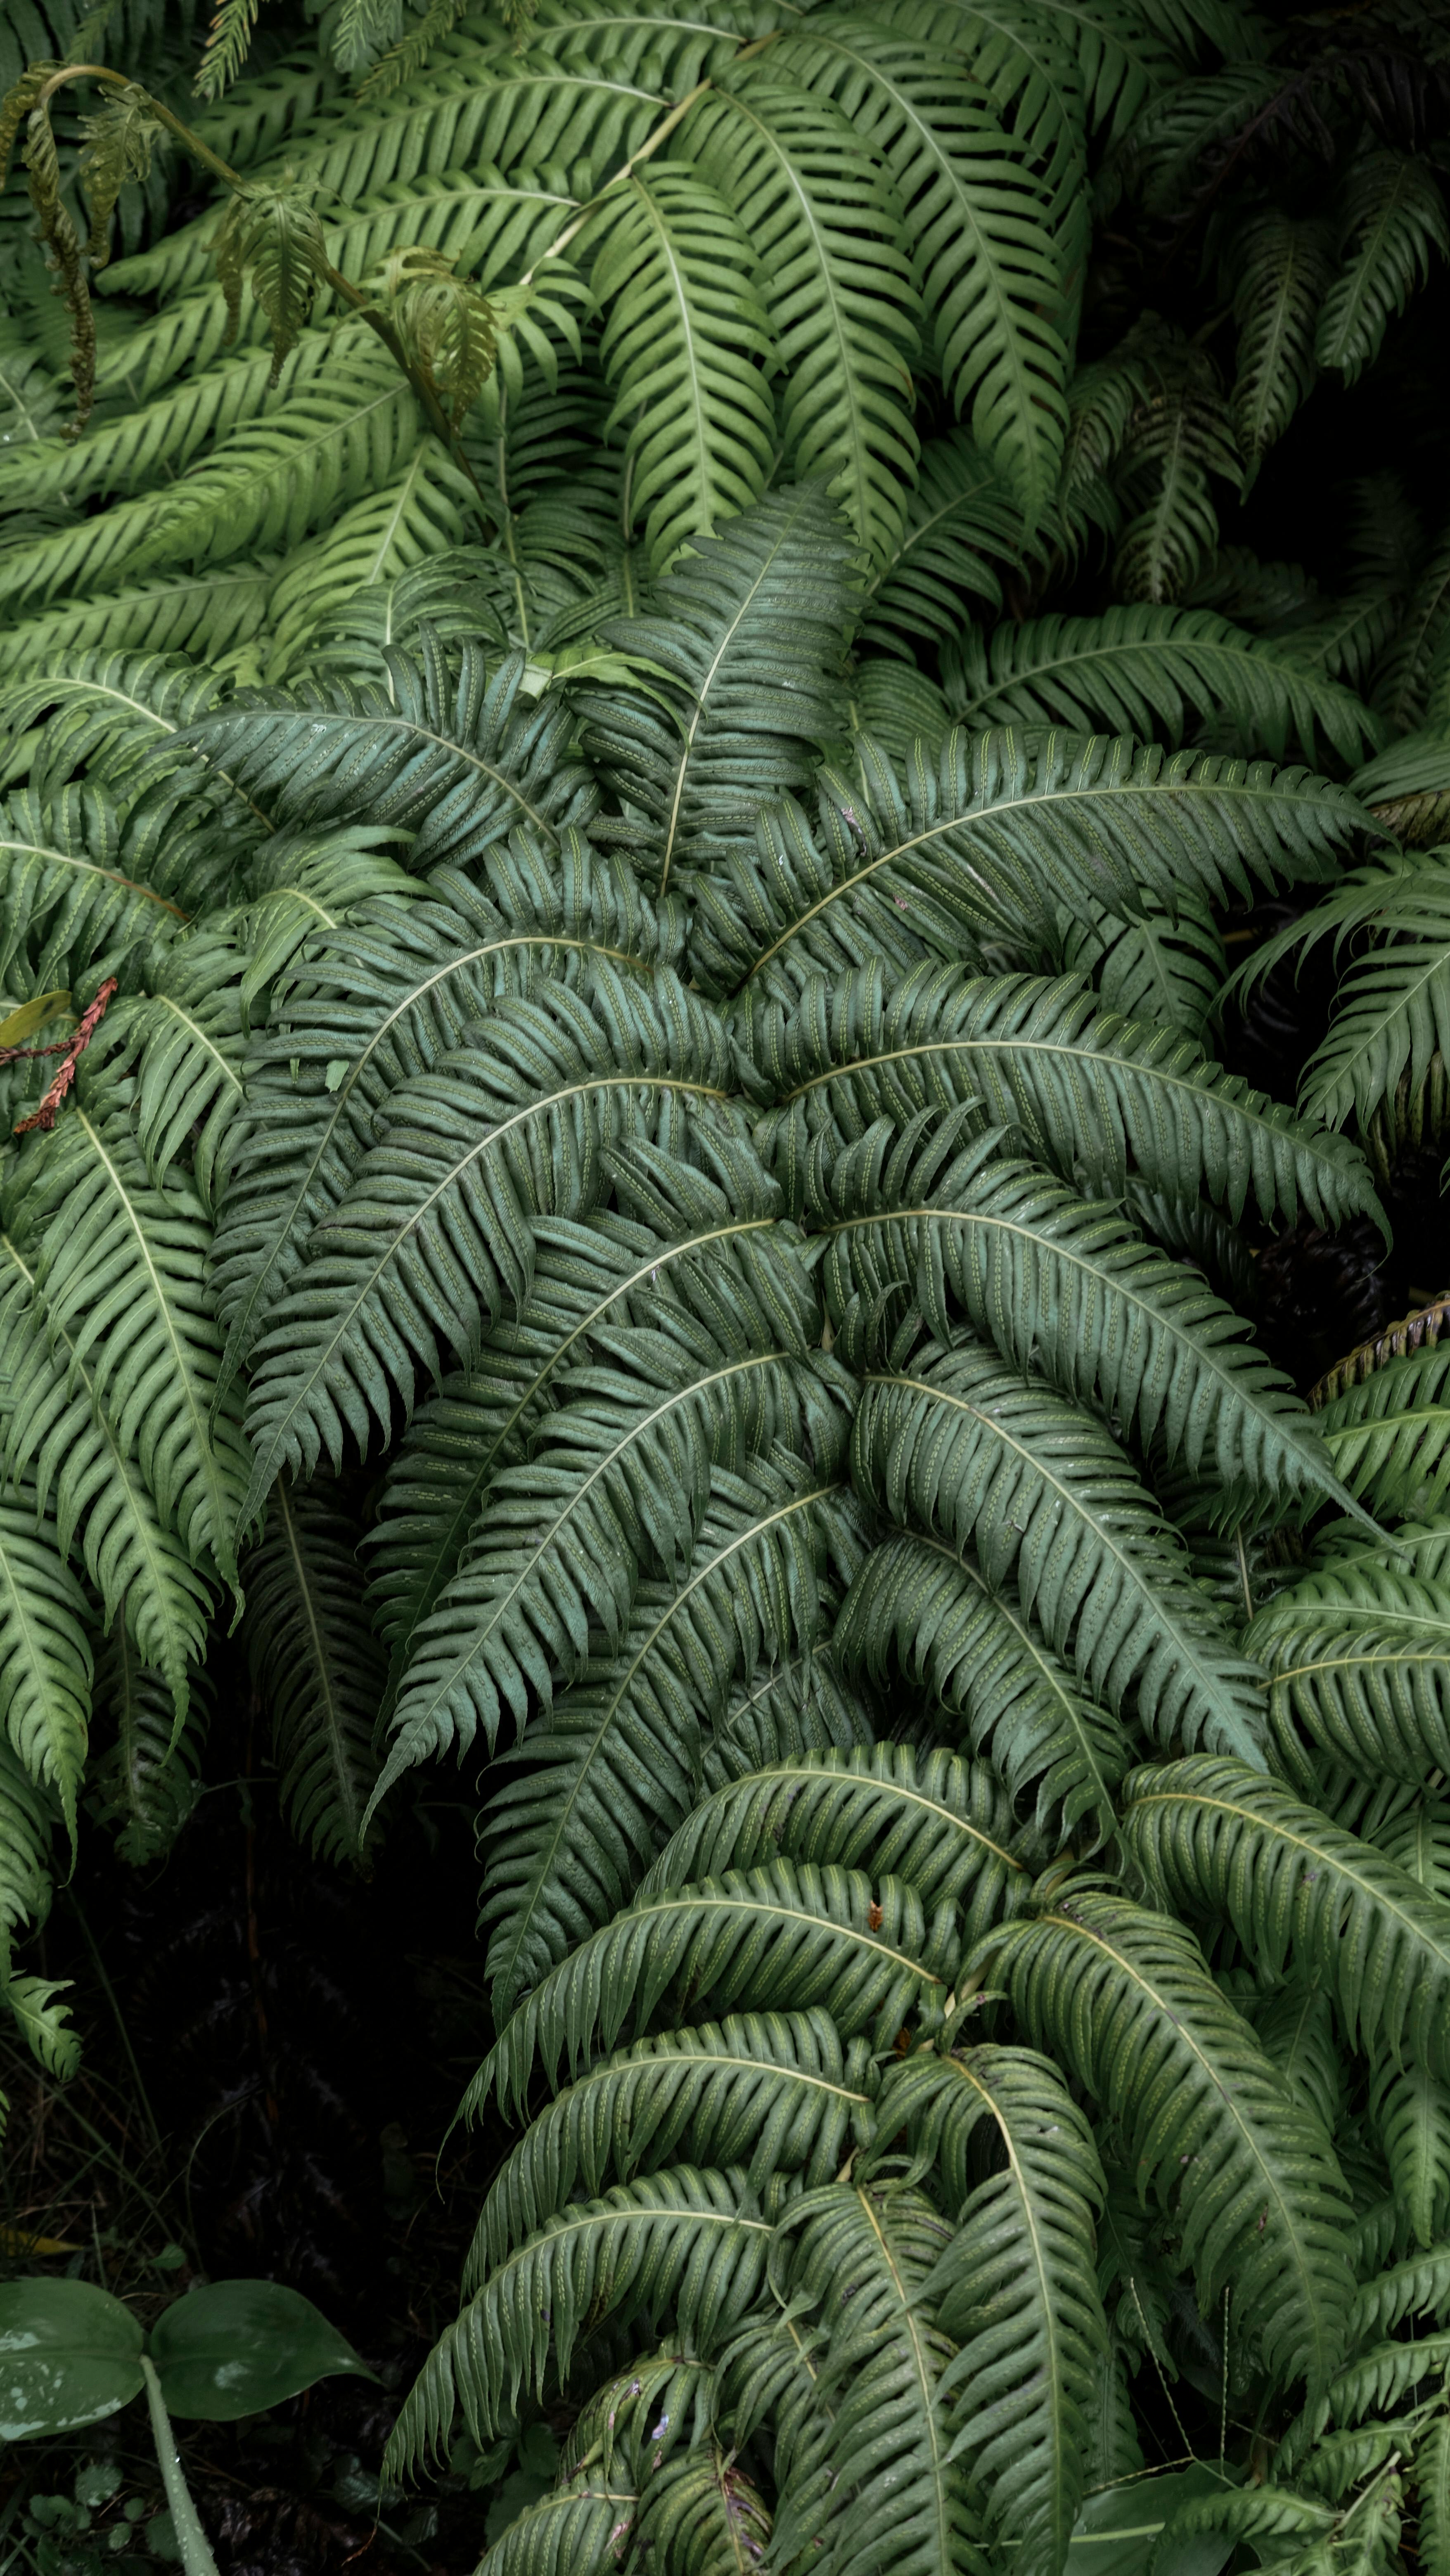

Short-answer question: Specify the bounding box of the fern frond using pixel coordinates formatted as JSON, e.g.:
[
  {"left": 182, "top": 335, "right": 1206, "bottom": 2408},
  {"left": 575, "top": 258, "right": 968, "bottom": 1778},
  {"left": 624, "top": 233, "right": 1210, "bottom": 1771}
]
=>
[
  {"left": 582, "top": 165, "right": 776, "bottom": 574},
  {"left": 1317, "top": 149, "right": 1450, "bottom": 387},
  {"left": 860, "top": 430, "right": 1021, "bottom": 660},
  {"left": 683, "top": 80, "right": 920, "bottom": 567},
  {"left": 238, "top": 959, "right": 747, "bottom": 1499},
  {"left": 471, "top": 1859, "right": 956, "bottom": 2123},
  {"left": 97, "top": 927, "right": 249, "bottom": 1210},
  {"left": 633, "top": 2447, "right": 772, "bottom": 2576},
  {"left": 768, "top": 2179, "right": 981, "bottom": 2576},
  {"left": 183, "top": 634, "right": 597, "bottom": 867},
  {"left": 1246, "top": 1547, "right": 1450, "bottom": 1785},
  {"left": 0, "top": 564, "right": 277, "bottom": 687},
  {"left": 0, "top": 1226, "right": 213, "bottom": 1712},
  {"left": 474, "top": 2476, "right": 638, "bottom": 2576},
  {"left": 479, "top": 1456, "right": 861, "bottom": 2013},
  {"left": 0, "top": 1729, "right": 58, "bottom": 1970},
  {"left": 938, "top": 603, "right": 1380, "bottom": 763},
  {"left": 814, "top": 1113, "right": 1356, "bottom": 1511},
  {"left": 263, "top": 440, "right": 484, "bottom": 678},
  {"left": 1374, "top": 519, "right": 1450, "bottom": 735},
  {"left": 1315, "top": 1347, "right": 1450, "bottom": 1523},
  {"left": 867, "top": 2041, "right": 1108, "bottom": 2576},
  {"left": 853, "top": 1338, "right": 1269, "bottom": 1762},
  {"left": 1297, "top": 844, "right": 1450, "bottom": 1132},
  {"left": 386, "top": 2166, "right": 772, "bottom": 2469},
  {"left": 0, "top": 1492, "right": 91, "bottom": 1833},
  {"left": 690, "top": 727, "right": 1372, "bottom": 1003},
  {"left": 241, "top": 1477, "right": 384, "bottom": 1868},
  {"left": 86, "top": 1622, "right": 210, "bottom": 1866},
  {"left": 463, "top": 2009, "right": 876, "bottom": 2286},
  {"left": 1228, "top": 208, "right": 1333, "bottom": 464},
  {"left": 835, "top": 1527, "right": 1130, "bottom": 1849},
  {"left": 578, "top": 482, "right": 859, "bottom": 891},
  {"left": 1061, "top": 887, "right": 1224, "bottom": 1040},
  {"left": 983, "top": 1883, "right": 1355, "bottom": 2398},
  {"left": 0, "top": 784, "right": 202, "bottom": 993},
  {"left": 1121, "top": 1755, "right": 1450, "bottom": 2081},
  {"left": 750, "top": 956, "right": 1382, "bottom": 1230},
  {"left": 211, "top": 846, "right": 664, "bottom": 1400},
  {"left": 363, "top": 1148, "right": 789, "bottom": 1681},
  {"left": 702, "top": 1641, "right": 880, "bottom": 1788}
]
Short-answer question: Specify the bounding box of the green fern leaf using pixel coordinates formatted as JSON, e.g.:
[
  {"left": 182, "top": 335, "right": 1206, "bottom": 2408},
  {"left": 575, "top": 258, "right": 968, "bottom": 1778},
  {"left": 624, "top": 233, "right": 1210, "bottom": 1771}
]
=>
[
  {"left": 0, "top": 1226, "right": 213, "bottom": 1712},
  {"left": 211, "top": 845, "right": 665, "bottom": 1401},
  {"left": 749, "top": 956, "right": 1381, "bottom": 1231},
  {"left": 8, "top": 1079, "right": 251, "bottom": 1590},
  {"left": 768, "top": 2179, "right": 983, "bottom": 2576},
  {"left": 1121, "top": 1755, "right": 1450, "bottom": 2083},
  {"left": 582, "top": 165, "right": 776, "bottom": 573},
  {"left": 386, "top": 2166, "right": 773, "bottom": 2470},
  {"left": 0, "top": 563, "right": 276, "bottom": 683},
  {"left": 0, "top": 785, "right": 201, "bottom": 992},
  {"left": 1277, "top": 2328, "right": 1450, "bottom": 2476},
  {"left": 633, "top": 2448, "right": 772, "bottom": 2576},
  {"left": 1419, "top": 2417, "right": 1450, "bottom": 2576},
  {"left": 0, "top": 1492, "right": 91, "bottom": 1834},
  {"left": 474, "top": 2476, "right": 639, "bottom": 2576},
  {"left": 472, "top": 1859, "right": 957, "bottom": 2123},
  {"left": 1228, "top": 208, "right": 1334, "bottom": 464},
  {"left": 578, "top": 482, "right": 859, "bottom": 892},
  {"left": 464, "top": 2009, "right": 876, "bottom": 2287},
  {"left": 867, "top": 2041, "right": 1108, "bottom": 2576},
  {"left": 97, "top": 928, "right": 249, "bottom": 1210},
  {"left": 853, "top": 1338, "right": 1269, "bottom": 1762},
  {"left": 982, "top": 1882, "right": 1356, "bottom": 2399},
  {"left": 86, "top": 1622, "right": 210, "bottom": 1866},
  {"left": 242, "top": 1477, "right": 384, "bottom": 1868},
  {"left": 363, "top": 1147, "right": 790, "bottom": 1682},
  {"left": 264, "top": 438, "right": 483, "bottom": 678},
  {"left": 1246, "top": 1544, "right": 1450, "bottom": 1786},
  {"left": 690, "top": 728, "right": 1373, "bottom": 1003},
  {"left": 1315, "top": 1347, "right": 1450, "bottom": 1523},
  {"left": 815, "top": 1113, "right": 1356, "bottom": 1512},
  {"left": 683, "top": 81, "right": 921, "bottom": 566},
  {"left": 860, "top": 430, "right": 1022, "bottom": 659},
  {"left": 772, "top": 16, "right": 1068, "bottom": 526},
  {"left": 1061, "top": 887, "right": 1225, "bottom": 1040},
  {"left": 0, "top": 1728, "right": 58, "bottom": 1971},
  {"left": 479, "top": 1456, "right": 861, "bottom": 2012},
  {"left": 835, "top": 1527, "right": 1130, "bottom": 1849},
  {"left": 938, "top": 603, "right": 1379, "bottom": 763},
  {"left": 1317, "top": 150, "right": 1450, "bottom": 387},
  {"left": 4, "top": 1973, "right": 81, "bottom": 2082},
  {"left": 1297, "top": 844, "right": 1450, "bottom": 1132}
]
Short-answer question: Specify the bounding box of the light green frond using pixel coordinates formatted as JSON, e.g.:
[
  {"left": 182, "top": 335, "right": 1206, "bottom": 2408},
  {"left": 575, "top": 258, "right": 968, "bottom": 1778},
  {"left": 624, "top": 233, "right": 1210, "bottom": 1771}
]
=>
[
  {"left": 867, "top": 2042, "right": 1108, "bottom": 2576},
  {"left": 1278, "top": 2327, "right": 1450, "bottom": 2477},
  {"left": 769, "top": 2179, "right": 981, "bottom": 2576},
  {"left": 860, "top": 430, "right": 1022, "bottom": 659},
  {"left": 689, "top": 727, "right": 1372, "bottom": 1003},
  {"left": 475, "top": 2476, "right": 638, "bottom": 2576},
  {"left": 983, "top": 1883, "right": 1355, "bottom": 2400},
  {"left": 582, "top": 165, "right": 777, "bottom": 573},
  {"left": 853, "top": 1339, "right": 1269, "bottom": 1762},
  {"left": 8, "top": 1079, "right": 251, "bottom": 1590},
  {"left": 0, "top": 1493, "right": 91, "bottom": 1833},
  {"left": 772, "top": 16, "right": 1067, "bottom": 527},
  {"left": 633, "top": 2447, "right": 772, "bottom": 2576},
  {"left": 1246, "top": 1547, "right": 1450, "bottom": 1786},
  {"left": 683, "top": 80, "right": 921, "bottom": 567},
  {"left": 835, "top": 1527, "right": 1130, "bottom": 1850},
  {"left": 473, "top": 1859, "right": 957, "bottom": 2123},
  {"left": 263, "top": 439, "right": 483, "bottom": 678},
  {"left": 1315, "top": 1346, "right": 1450, "bottom": 1524},
  {"left": 4, "top": 1974, "right": 81, "bottom": 2082},
  {"left": 479, "top": 1456, "right": 860, "bottom": 2013},
  {"left": 0, "top": 1226, "right": 213, "bottom": 1713},
  {"left": 814, "top": 1114, "right": 1355, "bottom": 1511},
  {"left": 938, "top": 603, "right": 1379, "bottom": 763},
  {"left": 578, "top": 482, "right": 860, "bottom": 891},
  {"left": 242, "top": 1477, "right": 384, "bottom": 1868},
  {"left": 749, "top": 956, "right": 1381, "bottom": 1229},
  {"left": 238, "top": 965, "right": 746, "bottom": 1518},
  {"left": 1317, "top": 151, "right": 1450, "bottom": 387},
  {"left": 464, "top": 2010, "right": 876, "bottom": 2286},
  {"left": 1121, "top": 1755, "right": 1450, "bottom": 2083},
  {"left": 0, "top": 562, "right": 277, "bottom": 684},
  {"left": 386, "top": 2166, "right": 772, "bottom": 2470},
  {"left": 86, "top": 1622, "right": 210, "bottom": 1866}
]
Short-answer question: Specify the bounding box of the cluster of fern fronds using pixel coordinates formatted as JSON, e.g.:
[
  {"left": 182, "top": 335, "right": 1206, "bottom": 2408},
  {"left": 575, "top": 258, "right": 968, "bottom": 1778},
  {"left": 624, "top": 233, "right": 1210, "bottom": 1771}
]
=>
[{"left": 4, "top": 0, "right": 1450, "bottom": 2567}]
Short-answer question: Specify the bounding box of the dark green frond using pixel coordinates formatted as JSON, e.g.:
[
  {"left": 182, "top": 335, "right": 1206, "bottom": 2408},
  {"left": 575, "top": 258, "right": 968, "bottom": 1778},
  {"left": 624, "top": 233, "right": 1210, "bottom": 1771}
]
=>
[
  {"left": 0, "top": 1491, "right": 91, "bottom": 1834},
  {"left": 835, "top": 1527, "right": 1131, "bottom": 1850},
  {"left": 242, "top": 1477, "right": 384, "bottom": 1867},
  {"left": 1317, "top": 150, "right": 1450, "bottom": 387},
  {"left": 1247, "top": 1545, "right": 1450, "bottom": 1786},
  {"left": 983, "top": 1883, "right": 1356, "bottom": 2399},
  {"left": 1315, "top": 1346, "right": 1450, "bottom": 1523},
  {"left": 86, "top": 1623, "right": 210, "bottom": 1867}
]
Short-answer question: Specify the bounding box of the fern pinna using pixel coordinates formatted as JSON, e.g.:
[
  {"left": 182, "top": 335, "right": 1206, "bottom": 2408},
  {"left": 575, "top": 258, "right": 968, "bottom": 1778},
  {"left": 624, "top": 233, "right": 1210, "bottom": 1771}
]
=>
[{"left": 5, "top": 0, "right": 1450, "bottom": 2568}]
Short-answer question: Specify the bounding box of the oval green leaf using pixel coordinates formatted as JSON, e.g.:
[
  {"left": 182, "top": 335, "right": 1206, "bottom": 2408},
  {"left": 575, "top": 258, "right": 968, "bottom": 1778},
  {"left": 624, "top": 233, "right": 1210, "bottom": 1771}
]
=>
[
  {"left": 148, "top": 2281, "right": 376, "bottom": 2420},
  {"left": 1068, "top": 2467, "right": 1238, "bottom": 2576},
  {"left": 0, "top": 2277, "right": 145, "bottom": 2439}
]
